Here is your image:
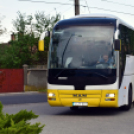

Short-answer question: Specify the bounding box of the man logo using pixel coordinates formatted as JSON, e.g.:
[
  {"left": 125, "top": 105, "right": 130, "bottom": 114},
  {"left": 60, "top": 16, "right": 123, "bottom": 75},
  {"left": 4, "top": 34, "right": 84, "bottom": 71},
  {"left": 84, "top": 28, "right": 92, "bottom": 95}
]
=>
[
  {"left": 78, "top": 98, "right": 82, "bottom": 101},
  {"left": 73, "top": 94, "right": 87, "bottom": 97}
]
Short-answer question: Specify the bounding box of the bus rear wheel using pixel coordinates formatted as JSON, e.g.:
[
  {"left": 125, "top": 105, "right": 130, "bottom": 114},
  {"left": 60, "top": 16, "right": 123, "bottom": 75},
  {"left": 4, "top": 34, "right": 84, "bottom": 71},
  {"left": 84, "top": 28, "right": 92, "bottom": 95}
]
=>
[
  {"left": 120, "top": 86, "right": 132, "bottom": 111},
  {"left": 70, "top": 107, "right": 79, "bottom": 111}
]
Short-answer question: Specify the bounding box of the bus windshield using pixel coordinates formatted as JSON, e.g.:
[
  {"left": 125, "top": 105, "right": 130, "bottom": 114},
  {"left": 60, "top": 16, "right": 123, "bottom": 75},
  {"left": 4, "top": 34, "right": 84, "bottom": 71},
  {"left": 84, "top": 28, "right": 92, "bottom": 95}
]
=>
[{"left": 49, "top": 25, "right": 116, "bottom": 69}]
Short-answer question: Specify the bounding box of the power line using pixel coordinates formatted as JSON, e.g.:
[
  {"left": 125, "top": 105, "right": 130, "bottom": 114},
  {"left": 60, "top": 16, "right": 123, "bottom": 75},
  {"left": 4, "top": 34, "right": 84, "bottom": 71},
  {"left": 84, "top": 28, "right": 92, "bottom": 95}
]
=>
[
  {"left": 19, "top": 0, "right": 72, "bottom": 5},
  {"left": 47, "top": 0, "right": 72, "bottom": 14},
  {"left": 84, "top": 0, "right": 90, "bottom": 13},
  {"left": 18, "top": 0, "right": 134, "bottom": 16},
  {"left": 101, "top": 0, "right": 134, "bottom": 8},
  {"left": 89, "top": 6, "right": 134, "bottom": 16},
  {"left": 61, "top": 5, "right": 134, "bottom": 16},
  {"left": 60, "top": 6, "right": 73, "bottom": 14},
  {"left": 47, "top": 5, "right": 62, "bottom": 14},
  {"left": 18, "top": 0, "right": 87, "bottom": 7}
]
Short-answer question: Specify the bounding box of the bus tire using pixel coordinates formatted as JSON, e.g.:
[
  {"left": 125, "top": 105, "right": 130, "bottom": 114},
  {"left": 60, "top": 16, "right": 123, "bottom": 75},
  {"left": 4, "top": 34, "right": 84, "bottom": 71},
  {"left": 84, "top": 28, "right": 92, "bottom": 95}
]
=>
[
  {"left": 120, "top": 86, "right": 132, "bottom": 111},
  {"left": 70, "top": 107, "right": 79, "bottom": 111}
]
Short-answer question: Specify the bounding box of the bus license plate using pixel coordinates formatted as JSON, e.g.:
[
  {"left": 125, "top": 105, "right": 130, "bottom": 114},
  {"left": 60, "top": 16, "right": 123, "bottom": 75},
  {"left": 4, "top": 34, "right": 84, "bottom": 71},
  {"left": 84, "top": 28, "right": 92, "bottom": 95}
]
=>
[{"left": 72, "top": 102, "right": 88, "bottom": 106}]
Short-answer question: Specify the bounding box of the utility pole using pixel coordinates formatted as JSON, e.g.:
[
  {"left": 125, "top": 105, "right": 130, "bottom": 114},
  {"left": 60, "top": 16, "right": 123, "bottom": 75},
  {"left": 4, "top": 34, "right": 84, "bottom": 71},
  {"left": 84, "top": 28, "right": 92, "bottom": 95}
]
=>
[{"left": 74, "top": 0, "right": 80, "bottom": 15}]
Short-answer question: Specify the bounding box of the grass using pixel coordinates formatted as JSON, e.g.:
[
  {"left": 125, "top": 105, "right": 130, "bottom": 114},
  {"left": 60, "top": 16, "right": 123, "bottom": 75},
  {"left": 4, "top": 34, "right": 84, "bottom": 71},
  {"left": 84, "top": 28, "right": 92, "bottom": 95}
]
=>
[
  {"left": 25, "top": 85, "right": 47, "bottom": 93},
  {"left": 38, "top": 88, "right": 47, "bottom": 93}
]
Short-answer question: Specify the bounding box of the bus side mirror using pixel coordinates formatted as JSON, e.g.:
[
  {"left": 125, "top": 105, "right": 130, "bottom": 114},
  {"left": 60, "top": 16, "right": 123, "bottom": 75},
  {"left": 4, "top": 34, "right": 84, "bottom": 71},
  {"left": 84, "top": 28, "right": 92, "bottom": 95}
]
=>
[
  {"left": 38, "top": 31, "right": 50, "bottom": 51},
  {"left": 52, "top": 33, "right": 59, "bottom": 44},
  {"left": 45, "top": 31, "right": 50, "bottom": 38},
  {"left": 114, "top": 39, "right": 121, "bottom": 51},
  {"left": 38, "top": 40, "right": 44, "bottom": 51}
]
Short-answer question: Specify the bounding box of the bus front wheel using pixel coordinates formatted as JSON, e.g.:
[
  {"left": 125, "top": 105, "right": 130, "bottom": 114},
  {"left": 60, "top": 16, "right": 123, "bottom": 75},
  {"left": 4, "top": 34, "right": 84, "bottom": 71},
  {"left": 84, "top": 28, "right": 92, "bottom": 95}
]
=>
[
  {"left": 120, "top": 86, "right": 132, "bottom": 111},
  {"left": 70, "top": 107, "right": 79, "bottom": 111}
]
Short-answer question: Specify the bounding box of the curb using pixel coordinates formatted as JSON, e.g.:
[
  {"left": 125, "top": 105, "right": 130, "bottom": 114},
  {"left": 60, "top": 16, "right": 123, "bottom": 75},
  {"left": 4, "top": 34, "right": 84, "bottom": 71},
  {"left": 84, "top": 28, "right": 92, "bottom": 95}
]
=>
[{"left": 0, "top": 91, "right": 41, "bottom": 96}]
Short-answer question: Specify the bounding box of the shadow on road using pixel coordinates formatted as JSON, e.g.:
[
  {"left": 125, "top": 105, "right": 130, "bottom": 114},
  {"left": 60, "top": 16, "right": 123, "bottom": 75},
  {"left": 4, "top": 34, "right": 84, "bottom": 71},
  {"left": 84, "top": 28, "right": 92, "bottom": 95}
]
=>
[{"left": 55, "top": 107, "right": 127, "bottom": 116}]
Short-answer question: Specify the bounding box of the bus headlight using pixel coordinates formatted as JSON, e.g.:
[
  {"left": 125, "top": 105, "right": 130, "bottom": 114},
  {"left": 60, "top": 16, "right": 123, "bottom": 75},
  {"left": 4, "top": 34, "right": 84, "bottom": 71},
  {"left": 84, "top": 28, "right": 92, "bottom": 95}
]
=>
[
  {"left": 106, "top": 93, "right": 115, "bottom": 97},
  {"left": 48, "top": 93, "right": 55, "bottom": 97}
]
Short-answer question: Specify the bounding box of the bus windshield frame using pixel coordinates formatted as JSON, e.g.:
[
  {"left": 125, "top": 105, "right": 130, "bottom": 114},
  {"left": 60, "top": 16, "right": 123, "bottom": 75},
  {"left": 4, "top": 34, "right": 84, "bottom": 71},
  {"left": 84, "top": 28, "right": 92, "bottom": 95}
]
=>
[{"left": 48, "top": 18, "right": 118, "bottom": 87}]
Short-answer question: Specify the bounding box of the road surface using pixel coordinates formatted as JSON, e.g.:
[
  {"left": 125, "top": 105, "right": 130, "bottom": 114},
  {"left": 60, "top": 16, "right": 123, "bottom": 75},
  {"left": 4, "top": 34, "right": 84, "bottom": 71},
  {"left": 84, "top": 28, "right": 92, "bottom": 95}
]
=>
[
  {"left": 3, "top": 102, "right": 134, "bottom": 134},
  {"left": 0, "top": 92, "right": 47, "bottom": 104}
]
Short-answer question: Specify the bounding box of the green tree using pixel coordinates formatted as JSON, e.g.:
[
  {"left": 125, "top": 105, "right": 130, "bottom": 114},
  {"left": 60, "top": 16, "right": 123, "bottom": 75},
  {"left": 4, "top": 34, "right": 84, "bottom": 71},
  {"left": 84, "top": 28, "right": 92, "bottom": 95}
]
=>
[
  {"left": 33, "top": 11, "right": 61, "bottom": 33},
  {"left": 0, "top": 11, "right": 61, "bottom": 68},
  {"left": 0, "top": 34, "right": 39, "bottom": 68},
  {"left": 0, "top": 15, "right": 6, "bottom": 36},
  {"left": 12, "top": 11, "right": 61, "bottom": 34},
  {"left": 12, "top": 11, "right": 27, "bottom": 34}
]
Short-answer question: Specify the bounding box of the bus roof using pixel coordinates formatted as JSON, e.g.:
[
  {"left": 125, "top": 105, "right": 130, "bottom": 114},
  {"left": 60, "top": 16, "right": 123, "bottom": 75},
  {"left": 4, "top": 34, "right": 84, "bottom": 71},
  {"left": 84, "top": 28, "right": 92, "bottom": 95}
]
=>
[{"left": 70, "top": 13, "right": 134, "bottom": 30}]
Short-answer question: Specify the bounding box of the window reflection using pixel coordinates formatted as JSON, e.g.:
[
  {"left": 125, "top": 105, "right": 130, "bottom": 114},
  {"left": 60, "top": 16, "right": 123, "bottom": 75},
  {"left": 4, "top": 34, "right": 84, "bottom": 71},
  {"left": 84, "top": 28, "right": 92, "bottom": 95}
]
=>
[{"left": 49, "top": 26, "right": 116, "bottom": 69}]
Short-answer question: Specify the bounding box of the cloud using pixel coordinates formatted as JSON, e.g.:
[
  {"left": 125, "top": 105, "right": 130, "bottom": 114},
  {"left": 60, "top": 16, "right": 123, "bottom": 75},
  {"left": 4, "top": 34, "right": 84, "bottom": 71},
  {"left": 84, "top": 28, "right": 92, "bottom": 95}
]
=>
[{"left": 0, "top": 5, "right": 6, "bottom": 9}]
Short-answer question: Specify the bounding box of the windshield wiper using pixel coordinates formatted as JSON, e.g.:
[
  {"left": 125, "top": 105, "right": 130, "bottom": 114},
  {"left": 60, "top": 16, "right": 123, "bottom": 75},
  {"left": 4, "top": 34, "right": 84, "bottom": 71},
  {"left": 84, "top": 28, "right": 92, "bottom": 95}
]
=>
[
  {"left": 55, "top": 68, "right": 78, "bottom": 78},
  {"left": 61, "top": 33, "right": 82, "bottom": 67},
  {"left": 61, "top": 34, "right": 74, "bottom": 66},
  {"left": 81, "top": 71, "right": 108, "bottom": 79},
  {"left": 55, "top": 69, "right": 108, "bottom": 79},
  {"left": 93, "top": 72, "right": 108, "bottom": 79},
  {"left": 54, "top": 69, "right": 67, "bottom": 79}
]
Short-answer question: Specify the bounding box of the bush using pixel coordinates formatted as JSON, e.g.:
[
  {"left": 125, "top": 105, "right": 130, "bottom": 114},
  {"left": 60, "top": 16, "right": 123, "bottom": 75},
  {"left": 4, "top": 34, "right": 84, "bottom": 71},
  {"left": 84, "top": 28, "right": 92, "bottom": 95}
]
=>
[
  {"left": 0, "top": 34, "right": 50, "bottom": 69},
  {"left": 0, "top": 102, "right": 45, "bottom": 134},
  {"left": 0, "top": 34, "right": 38, "bottom": 68}
]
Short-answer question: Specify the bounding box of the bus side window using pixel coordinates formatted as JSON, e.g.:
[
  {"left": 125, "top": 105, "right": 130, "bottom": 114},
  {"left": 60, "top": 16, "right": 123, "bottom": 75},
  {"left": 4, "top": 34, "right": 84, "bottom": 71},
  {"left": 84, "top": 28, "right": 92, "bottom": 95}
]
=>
[{"left": 119, "top": 24, "right": 126, "bottom": 87}]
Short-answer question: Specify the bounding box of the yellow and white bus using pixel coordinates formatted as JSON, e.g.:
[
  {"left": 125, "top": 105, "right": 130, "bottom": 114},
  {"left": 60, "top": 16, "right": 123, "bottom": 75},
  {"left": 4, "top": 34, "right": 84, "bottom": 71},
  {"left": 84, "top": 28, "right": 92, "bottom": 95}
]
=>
[{"left": 38, "top": 14, "right": 134, "bottom": 111}]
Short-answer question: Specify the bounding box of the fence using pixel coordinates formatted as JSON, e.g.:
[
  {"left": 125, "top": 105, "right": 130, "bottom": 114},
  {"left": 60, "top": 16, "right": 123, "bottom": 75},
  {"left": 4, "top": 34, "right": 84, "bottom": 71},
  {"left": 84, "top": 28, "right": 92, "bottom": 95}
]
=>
[
  {"left": 23, "top": 65, "right": 47, "bottom": 91},
  {"left": 0, "top": 69, "right": 24, "bottom": 93},
  {"left": 0, "top": 65, "right": 47, "bottom": 93}
]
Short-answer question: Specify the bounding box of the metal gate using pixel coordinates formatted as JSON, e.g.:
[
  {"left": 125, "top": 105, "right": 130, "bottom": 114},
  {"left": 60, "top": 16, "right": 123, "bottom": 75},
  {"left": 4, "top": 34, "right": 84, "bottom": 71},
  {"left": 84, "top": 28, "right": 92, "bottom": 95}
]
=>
[{"left": 0, "top": 69, "right": 24, "bottom": 93}]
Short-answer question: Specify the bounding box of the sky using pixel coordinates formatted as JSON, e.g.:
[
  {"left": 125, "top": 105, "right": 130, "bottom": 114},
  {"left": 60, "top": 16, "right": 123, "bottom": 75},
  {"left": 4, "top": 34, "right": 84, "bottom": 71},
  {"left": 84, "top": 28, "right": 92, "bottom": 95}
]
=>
[{"left": 1, "top": 0, "right": 134, "bottom": 43}]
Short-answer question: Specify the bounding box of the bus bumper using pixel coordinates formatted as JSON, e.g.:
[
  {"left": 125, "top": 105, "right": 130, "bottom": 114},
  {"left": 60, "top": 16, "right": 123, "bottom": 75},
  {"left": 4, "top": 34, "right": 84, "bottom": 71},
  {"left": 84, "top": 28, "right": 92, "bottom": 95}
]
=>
[{"left": 47, "top": 89, "right": 118, "bottom": 107}]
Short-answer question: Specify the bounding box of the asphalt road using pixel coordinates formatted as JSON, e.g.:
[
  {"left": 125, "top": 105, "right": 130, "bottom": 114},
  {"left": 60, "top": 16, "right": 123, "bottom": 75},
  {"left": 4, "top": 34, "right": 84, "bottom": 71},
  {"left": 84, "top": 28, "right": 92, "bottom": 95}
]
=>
[
  {"left": 3, "top": 102, "right": 134, "bottom": 134},
  {"left": 0, "top": 92, "right": 47, "bottom": 104}
]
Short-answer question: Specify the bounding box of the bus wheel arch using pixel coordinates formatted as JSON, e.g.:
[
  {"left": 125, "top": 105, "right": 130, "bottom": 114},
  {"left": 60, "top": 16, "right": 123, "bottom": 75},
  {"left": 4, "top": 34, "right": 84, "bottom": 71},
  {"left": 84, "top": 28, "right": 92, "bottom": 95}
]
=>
[
  {"left": 120, "top": 84, "right": 133, "bottom": 111},
  {"left": 130, "top": 83, "right": 133, "bottom": 101}
]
